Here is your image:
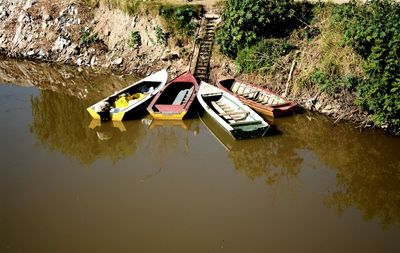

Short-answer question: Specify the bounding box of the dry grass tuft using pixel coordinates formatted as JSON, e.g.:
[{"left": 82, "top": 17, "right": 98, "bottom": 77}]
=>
[{"left": 293, "top": 4, "right": 364, "bottom": 94}]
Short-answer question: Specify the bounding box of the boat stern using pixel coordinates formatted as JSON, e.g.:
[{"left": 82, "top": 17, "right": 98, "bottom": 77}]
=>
[
  {"left": 231, "top": 124, "right": 270, "bottom": 140},
  {"left": 87, "top": 107, "right": 101, "bottom": 120}
]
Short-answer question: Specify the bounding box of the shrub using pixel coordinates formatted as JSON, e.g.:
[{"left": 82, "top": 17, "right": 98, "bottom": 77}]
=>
[
  {"left": 128, "top": 31, "right": 141, "bottom": 48},
  {"left": 159, "top": 5, "right": 200, "bottom": 36},
  {"left": 216, "top": 0, "right": 297, "bottom": 58},
  {"left": 155, "top": 26, "right": 167, "bottom": 45},
  {"left": 79, "top": 28, "right": 98, "bottom": 48},
  {"left": 333, "top": 0, "right": 400, "bottom": 127},
  {"left": 235, "top": 39, "right": 295, "bottom": 73}
]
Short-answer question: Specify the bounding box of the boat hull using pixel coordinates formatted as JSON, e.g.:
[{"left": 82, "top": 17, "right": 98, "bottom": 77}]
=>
[
  {"left": 87, "top": 69, "right": 168, "bottom": 122},
  {"left": 149, "top": 110, "right": 187, "bottom": 120},
  {"left": 147, "top": 72, "right": 199, "bottom": 121},
  {"left": 216, "top": 78, "right": 296, "bottom": 118},
  {"left": 197, "top": 81, "right": 270, "bottom": 140}
]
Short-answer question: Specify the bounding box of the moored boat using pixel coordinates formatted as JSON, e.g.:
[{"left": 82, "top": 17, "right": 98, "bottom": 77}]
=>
[
  {"left": 216, "top": 78, "right": 296, "bottom": 117},
  {"left": 197, "top": 81, "right": 271, "bottom": 140},
  {"left": 147, "top": 72, "right": 199, "bottom": 120},
  {"left": 87, "top": 69, "right": 168, "bottom": 121}
]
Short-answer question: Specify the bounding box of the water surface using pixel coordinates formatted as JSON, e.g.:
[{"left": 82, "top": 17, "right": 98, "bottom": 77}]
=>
[{"left": 0, "top": 58, "right": 399, "bottom": 253}]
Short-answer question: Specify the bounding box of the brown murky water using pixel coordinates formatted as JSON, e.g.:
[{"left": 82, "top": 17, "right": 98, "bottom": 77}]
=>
[{"left": 0, "top": 58, "right": 399, "bottom": 253}]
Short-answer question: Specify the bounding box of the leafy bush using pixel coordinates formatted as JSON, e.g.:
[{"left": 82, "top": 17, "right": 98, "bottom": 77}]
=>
[
  {"left": 235, "top": 39, "right": 295, "bottom": 73},
  {"left": 159, "top": 5, "right": 200, "bottom": 36},
  {"left": 217, "top": 0, "right": 298, "bottom": 58},
  {"left": 79, "top": 28, "right": 98, "bottom": 48},
  {"left": 128, "top": 31, "right": 141, "bottom": 48},
  {"left": 333, "top": 0, "right": 400, "bottom": 127},
  {"left": 309, "top": 69, "right": 360, "bottom": 95}
]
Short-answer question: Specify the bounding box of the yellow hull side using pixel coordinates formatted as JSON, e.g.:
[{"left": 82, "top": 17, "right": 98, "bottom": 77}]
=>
[
  {"left": 87, "top": 107, "right": 101, "bottom": 120},
  {"left": 149, "top": 111, "right": 187, "bottom": 120},
  {"left": 111, "top": 112, "right": 125, "bottom": 121}
]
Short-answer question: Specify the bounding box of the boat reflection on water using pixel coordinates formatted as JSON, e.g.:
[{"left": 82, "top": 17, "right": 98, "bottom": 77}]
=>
[
  {"left": 30, "top": 89, "right": 147, "bottom": 165},
  {"left": 200, "top": 112, "right": 303, "bottom": 185},
  {"left": 149, "top": 119, "right": 189, "bottom": 130}
]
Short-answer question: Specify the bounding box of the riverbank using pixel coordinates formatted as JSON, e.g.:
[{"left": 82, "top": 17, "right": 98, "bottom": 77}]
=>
[
  {"left": 0, "top": 0, "right": 198, "bottom": 76},
  {"left": 1, "top": 0, "right": 398, "bottom": 134},
  {"left": 211, "top": 0, "right": 400, "bottom": 135}
]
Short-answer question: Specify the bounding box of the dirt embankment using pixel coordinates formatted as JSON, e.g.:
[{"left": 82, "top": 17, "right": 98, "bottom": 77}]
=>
[{"left": 0, "top": 0, "right": 193, "bottom": 76}]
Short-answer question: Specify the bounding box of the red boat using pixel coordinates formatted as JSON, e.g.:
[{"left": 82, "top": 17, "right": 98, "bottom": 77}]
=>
[
  {"left": 216, "top": 78, "right": 297, "bottom": 117},
  {"left": 147, "top": 72, "right": 199, "bottom": 120}
]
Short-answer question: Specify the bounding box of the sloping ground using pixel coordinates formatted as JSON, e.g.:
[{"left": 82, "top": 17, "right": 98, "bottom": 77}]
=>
[
  {"left": 208, "top": 3, "right": 373, "bottom": 129},
  {"left": 0, "top": 0, "right": 193, "bottom": 76}
]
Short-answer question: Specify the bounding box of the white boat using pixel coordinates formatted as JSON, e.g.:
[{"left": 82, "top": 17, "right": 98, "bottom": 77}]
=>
[
  {"left": 197, "top": 81, "right": 271, "bottom": 140},
  {"left": 87, "top": 69, "right": 168, "bottom": 121}
]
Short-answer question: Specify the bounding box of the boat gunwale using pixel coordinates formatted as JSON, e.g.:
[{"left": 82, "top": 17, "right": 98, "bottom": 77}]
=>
[
  {"left": 147, "top": 71, "right": 199, "bottom": 118},
  {"left": 216, "top": 78, "right": 297, "bottom": 117},
  {"left": 197, "top": 81, "right": 270, "bottom": 140}
]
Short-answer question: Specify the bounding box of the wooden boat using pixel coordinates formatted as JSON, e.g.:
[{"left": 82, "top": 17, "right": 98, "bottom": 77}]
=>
[
  {"left": 216, "top": 78, "right": 296, "bottom": 117},
  {"left": 147, "top": 72, "right": 199, "bottom": 120},
  {"left": 87, "top": 69, "right": 168, "bottom": 121},
  {"left": 197, "top": 81, "right": 271, "bottom": 140}
]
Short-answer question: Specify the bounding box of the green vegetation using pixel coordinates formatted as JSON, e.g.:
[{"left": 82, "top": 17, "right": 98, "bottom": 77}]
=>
[
  {"left": 159, "top": 4, "right": 201, "bottom": 36},
  {"left": 295, "top": 4, "right": 364, "bottom": 95},
  {"left": 79, "top": 28, "right": 98, "bottom": 47},
  {"left": 155, "top": 26, "right": 167, "bottom": 45},
  {"left": 333, "top": 0, "right": 400, "bottom": 127},
  {"left": 128, "top": 30, "right": 141, "bottom": 48},
  {"left": 216, "top": 0, "right": 312, "bottom": 58},
  {"left": 82, "top": 0, "right": 149, "bottom": 15},
  {"left": 217, "top": 0, "right": 399, "bottom": 129},
  {"left": 235, "top": 39, "right": 295, "bottom": 74}
]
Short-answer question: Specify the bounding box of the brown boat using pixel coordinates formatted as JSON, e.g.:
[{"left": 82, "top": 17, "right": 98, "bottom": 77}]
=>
[{"left": 216, "top": 78, "right": 296, "bottom": 117}]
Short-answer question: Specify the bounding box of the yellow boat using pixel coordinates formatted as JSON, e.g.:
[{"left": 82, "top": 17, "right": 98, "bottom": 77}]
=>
[{"left": 87, "top": 69, "right": 168, "bottom": 121}]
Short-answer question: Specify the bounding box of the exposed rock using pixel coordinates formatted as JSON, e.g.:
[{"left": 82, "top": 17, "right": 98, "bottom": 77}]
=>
[
  {"left": 113, "top": 57, "right": 123, "bottom": 65},
  {"left": 90, "top": 56, "right": 97, "bottom": 66},
  {"left": 27, "top": 50, "right": 35, "bottom": 56},
  {"left": 0, "top": 0, "right": 190, "bottom": 87},
  {"left": 76, "top": 58, "right": 83, "bottom": 66},
  {"left": 315, "top": 101, "right": 322, "bottom": 111},
  {"left": 52, "top": 36, "right": 70, "bottom": 51},
  {"left": 23, "top": 0, "right": 36, "bottom": 11},
  {"left": 18, "top": 12, "right": 31, "bottom": 24},
  {"left": 42, "top": 9, "right": 51, "bottom": 21}
]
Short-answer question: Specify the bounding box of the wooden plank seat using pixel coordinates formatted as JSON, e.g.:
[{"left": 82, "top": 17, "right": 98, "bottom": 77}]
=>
[
  {"left": 172, "top": 89, "right": 189, "bottom": 105},
  {"left": 212, "top": 100, "right": 249, "bottom": 124},
  {"left": 181, "top": 87, "right": 194, "bottom": 105}
]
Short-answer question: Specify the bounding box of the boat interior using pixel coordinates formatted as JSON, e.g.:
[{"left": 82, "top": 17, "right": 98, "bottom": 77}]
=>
[
  {"left": 104, "top": 81, "right": 161, "bottom": 106},
  {"left": 220, "top": 80, "right": 285, "bottom": 106},
  {"left": 153, "top": 82, "right": 195, "bottom": 113},
  {"left": 202, "top": 93, "right": 260, "bottom": 126}
]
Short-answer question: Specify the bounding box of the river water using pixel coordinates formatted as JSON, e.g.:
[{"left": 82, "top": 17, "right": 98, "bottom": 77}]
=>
[{"left": 0, "top": 57, "right": 399, "bottom": 253}]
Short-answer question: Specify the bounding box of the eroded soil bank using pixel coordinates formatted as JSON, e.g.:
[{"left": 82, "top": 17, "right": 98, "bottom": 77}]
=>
[{"left": 0, "top": 0, "right": 192, "bottom": 76}]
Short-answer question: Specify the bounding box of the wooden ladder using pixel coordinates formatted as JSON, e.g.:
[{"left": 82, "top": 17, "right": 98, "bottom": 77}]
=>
[{"left": 193, "top": 14, "right": 220, "bottom": 83}]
